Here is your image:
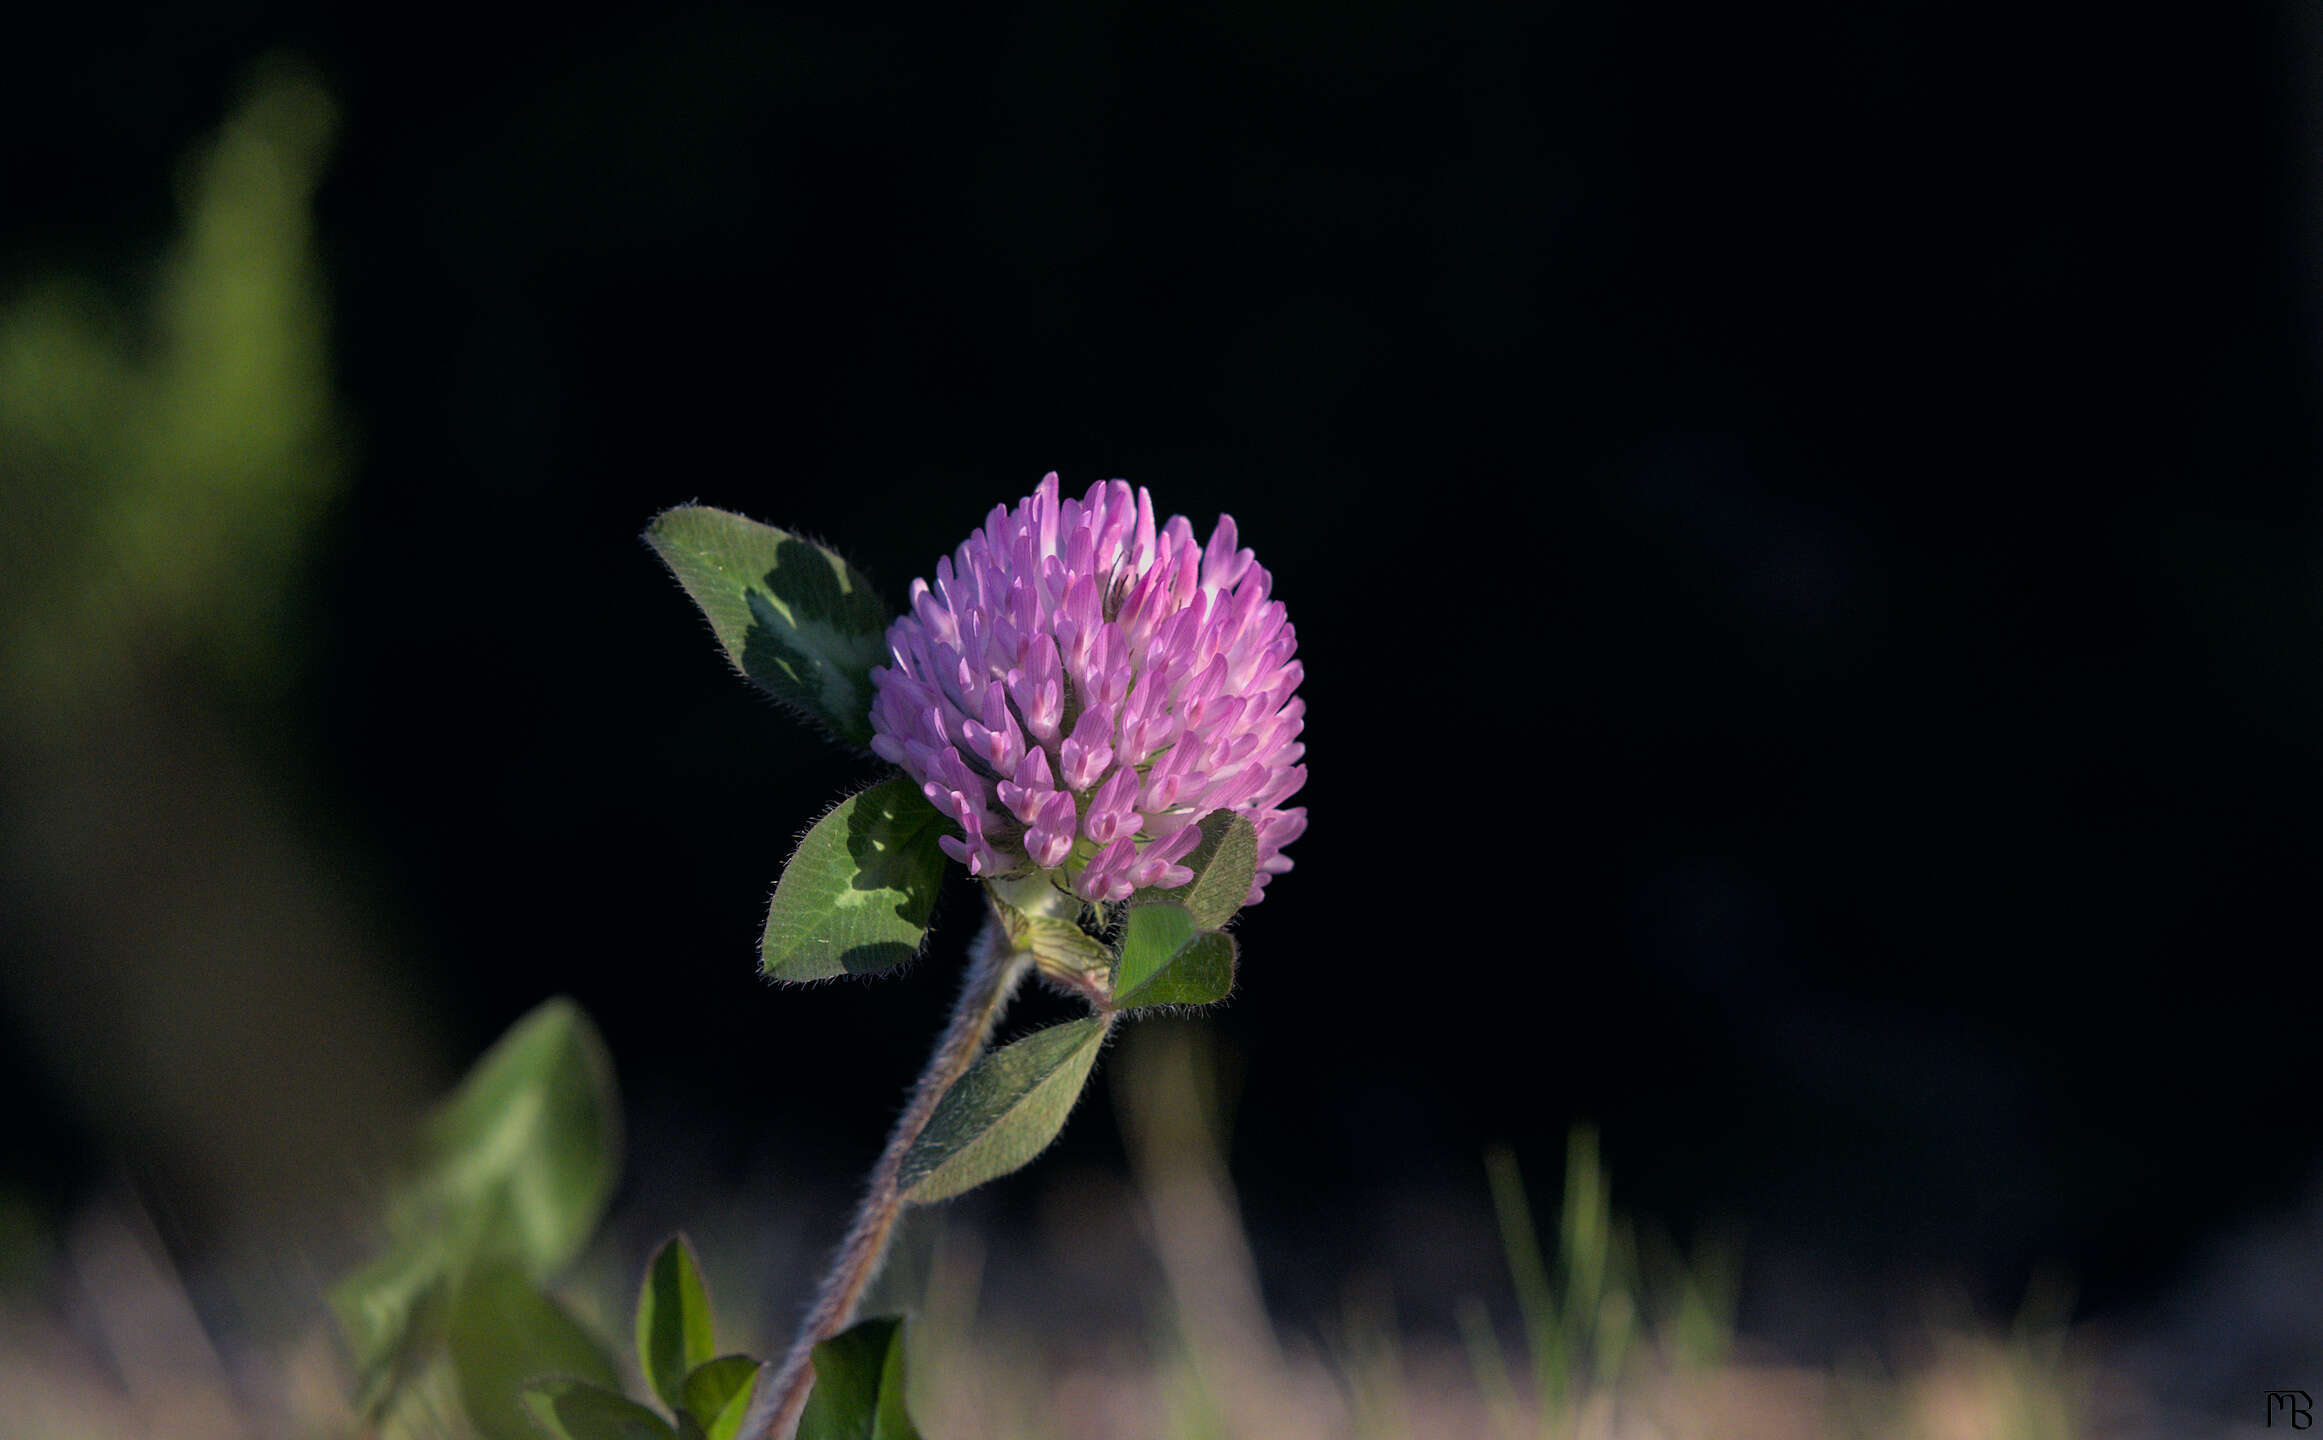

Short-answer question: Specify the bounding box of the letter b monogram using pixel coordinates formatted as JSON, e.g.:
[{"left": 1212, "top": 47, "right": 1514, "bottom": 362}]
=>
[{"left": 2269, "top": 1390, "right": 2313, "bottom": 1428}]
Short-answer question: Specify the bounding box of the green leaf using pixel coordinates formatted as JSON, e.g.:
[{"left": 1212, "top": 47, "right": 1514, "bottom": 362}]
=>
[
  {"left": 763, "top": 777, "right": 947, "bottom": 981},
  {"left": 795, "top": 1317, "right": 922, "bottom": 1440},
  {"left": 899, "top": 1018, "right": 1107, "bottom": 1203},
  {"left": 329, "top": 1233, "right": 452, "bottom": 1411},
  {"left": 635, "top": 1235, "right": 717, "bottom": 1412},
  {"left": 680, "top": 1356, "right": 770, "bottom": 1440},
  {"left": 1128, "top": 810, "right": 1257, "bottom": 930},
  {"left": 520, "top": 1379, "right": 678, "bottom": 1440},
  {"left": 333, "top": 999, "right": 620, "bottom": 1412},
  {"left": 1113, "top": 930, "right": 1237, "bottom": 1011},
  {"left": 447, "top": 1263, "right": 620, "bottom": 1440},
  {"left": 404, "top": 998, "right": 621, "bottom": 1274},
  {"left": 646, "top": 505, "right": 889, "bottom": 746}
]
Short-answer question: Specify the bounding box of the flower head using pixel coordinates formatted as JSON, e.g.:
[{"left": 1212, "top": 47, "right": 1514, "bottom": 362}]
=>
[{"left": 870, "top": 473, "right": 1306, "bottom": 906}]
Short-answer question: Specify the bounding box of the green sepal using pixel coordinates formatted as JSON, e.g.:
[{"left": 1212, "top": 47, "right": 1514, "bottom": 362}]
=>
[
  {"left": 1127, "top": 810, "right": 1257, "bottom": 930},
  {"left": 762, "top": 777, "right": 947, "bottom": 981},
  {"left": 989, "top": 881, "right": 1111, "bottom": 976},
  {"left": 1020, "top": 913, "right": 1112, "bottom": 974},
  {"left": 519, "top": 1379, "right": 679, "bottom": 1440},
  {"left": 635, "top": 1234, "right": 717, "bottom": 1412},
  {"left": 645, "top": 505, "right": 889, "bottom": 747},
  {"left": 898, "top": 1018, "right": 1107, "bottom": 1203},
  {"left": 795, "top": 1316, "right": 922, "bottom": 1440},
  {"left": 680, "top": 1355, "right": 771, "bottom": 1440},
  {"left": 447, "top": 1262, "right": 620, "bottom": 1440}
]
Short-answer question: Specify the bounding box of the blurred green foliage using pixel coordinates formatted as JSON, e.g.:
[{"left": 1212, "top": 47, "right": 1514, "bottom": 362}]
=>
[
  {"left": 334, "top": 998, "right": 621, "bottom": 1425},
  {"left": 0, "top": 57, "right": 344, "bottom": 711},
  {"left": 337, "top": 998, "right": 933, "bottom": 1440},
  {"left": 0, "top": 52, "right": 437, "bottom": 1254}
]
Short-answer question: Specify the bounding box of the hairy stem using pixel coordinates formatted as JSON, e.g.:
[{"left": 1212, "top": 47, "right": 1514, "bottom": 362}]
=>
[{"left": 759, "top": 914, "right": 1030, "bottom": 1437}]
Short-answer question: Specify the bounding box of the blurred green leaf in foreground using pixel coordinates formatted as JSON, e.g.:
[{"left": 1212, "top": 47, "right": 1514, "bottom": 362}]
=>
[
  {"left": 0, "top": 57, "right": 432, "bottom": 1244},
  {"left": 0, "top": 55, "right": 347, "bottom": 710},
  {"left": 333, "top": 998, "right": 620, "bottom": 1422}
]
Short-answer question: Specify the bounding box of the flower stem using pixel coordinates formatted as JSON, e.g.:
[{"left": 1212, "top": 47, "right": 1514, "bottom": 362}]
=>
[{"left": 758, "top": 913, "right": 1031, "bottom": 1438}]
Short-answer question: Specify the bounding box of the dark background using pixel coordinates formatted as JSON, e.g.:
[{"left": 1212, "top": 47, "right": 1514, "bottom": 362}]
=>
[{"left": 5, "top": 0, "right": 2319, "bottom": 1344}]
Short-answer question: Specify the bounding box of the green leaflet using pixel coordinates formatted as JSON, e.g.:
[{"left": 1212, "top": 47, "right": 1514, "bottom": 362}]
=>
[
  {"left": 1112, "top": 903, "right": 1198, "bottom": 999},
  {"left": 645, "top": 505, "right": 890, "bottom": 747},
  {"left": 680, "top": 1356, "right": 771, "bottom": 1440},
  {"left": 795, "top": 1316, "right": 923, "bottom": 1440},
  {"left": 447, "top": 1264, "right": 621, "bottom": 1440},
  {"left": 519, "top": 1379, "right": 680, "bottom": 1440},
  {"left": 1114, "top": 928, "right": 1237, "bottom": 1011},
  {"left": 762, "top": 777, "right": 947, "bottom": 981},
  {"left": 635, "top": 1235, "right": 717, "bottom": 1412},
  {"left": 898, "top": 1018, "right": 1107, "bottom": 1203}
]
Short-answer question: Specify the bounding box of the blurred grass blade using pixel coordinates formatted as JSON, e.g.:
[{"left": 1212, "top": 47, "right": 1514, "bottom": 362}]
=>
[
  {"left": 1561, "top": 1126, "right": 1608, "bottom": 1358},
  {"left": 1114, "top": 1022, "right": 1284, "bottom": 1434},
  {"left": 1484, "top": 1145, "right": 1565, "bottom": 1413},
  {"left": 1454, "top": 1297, "right": 1526, "bottom": 1440},
  {"left": 1339, "top": 1285, "right": 1411, "bottom": 1440}
]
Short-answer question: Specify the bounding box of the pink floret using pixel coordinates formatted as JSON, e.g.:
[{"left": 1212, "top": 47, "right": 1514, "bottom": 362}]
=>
[{"left": 870, "top": 473, "right": 1306, "bottom": 906}]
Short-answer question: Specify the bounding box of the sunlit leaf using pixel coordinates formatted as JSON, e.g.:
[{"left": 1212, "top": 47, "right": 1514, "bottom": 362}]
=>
[
  {"left": 1113, "top": 930, "right": 1236, "bottom": 1011},
  {"left": 636, "top": 1234, "right": 717, "bottom": 1412},
  {"left": 794, "top": 1316, "right": 922, "bottom": 1440},
  {"left": 899, "top": 1018, "right": 1106, "bottom": 1203},
  {"left": 1111, "top": 903, "right": 1197, "bottom": 999},
  {"left": 646, "top": 505, "right": 889, "bottom": 746},
  {"left": 447, "top": 1263, "right": 620, "bottom": 1440},
  {"left": 762, "top": 778, "right": 946, "bottom": 981}
]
